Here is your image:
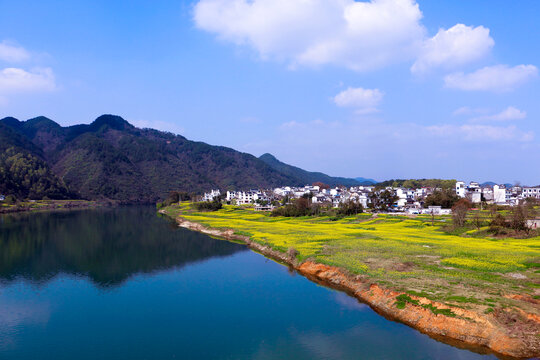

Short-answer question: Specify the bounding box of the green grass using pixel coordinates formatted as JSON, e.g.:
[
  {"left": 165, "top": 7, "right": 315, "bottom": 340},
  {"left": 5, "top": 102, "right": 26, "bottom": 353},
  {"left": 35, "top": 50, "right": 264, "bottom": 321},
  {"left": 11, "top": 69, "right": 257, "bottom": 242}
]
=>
[
  {"left": 395, "top": 294, "right": 456, "bottom": 317},
  {"left": 163, "top": 203, "right": 540, "bottom": 313}
]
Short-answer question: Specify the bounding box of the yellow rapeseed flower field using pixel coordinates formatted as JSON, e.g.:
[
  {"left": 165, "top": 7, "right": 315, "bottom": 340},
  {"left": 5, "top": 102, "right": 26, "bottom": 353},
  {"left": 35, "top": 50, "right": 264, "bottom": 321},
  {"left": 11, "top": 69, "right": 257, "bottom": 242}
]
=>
[{"left": 163, "top": 203, "right": 540, "bottom": 309}]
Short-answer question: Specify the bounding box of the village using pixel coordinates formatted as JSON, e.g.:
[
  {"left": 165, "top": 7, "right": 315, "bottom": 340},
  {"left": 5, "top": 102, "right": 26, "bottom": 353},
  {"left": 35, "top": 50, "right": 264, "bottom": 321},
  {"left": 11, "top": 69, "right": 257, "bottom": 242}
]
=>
[{"left": 201, "top": 181, "right": 540, "bottom": 215}]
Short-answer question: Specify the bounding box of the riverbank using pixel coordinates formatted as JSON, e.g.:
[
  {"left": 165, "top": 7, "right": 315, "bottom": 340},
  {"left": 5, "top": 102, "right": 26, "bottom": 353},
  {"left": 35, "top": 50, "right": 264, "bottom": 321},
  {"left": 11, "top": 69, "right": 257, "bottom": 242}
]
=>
[
  {"left": 161, "top": 204, "right": 540, "bottom": 359},
  {"left": 0, "top": 199, "right": 111, "bottom": 214}
]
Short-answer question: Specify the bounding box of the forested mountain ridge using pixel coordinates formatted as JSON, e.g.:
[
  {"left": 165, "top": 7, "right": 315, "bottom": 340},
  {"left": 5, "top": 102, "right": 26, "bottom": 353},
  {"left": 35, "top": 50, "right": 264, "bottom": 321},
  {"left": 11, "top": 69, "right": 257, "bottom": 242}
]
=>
[
  {"left": 0, "top": 115, "right": 366, "bottom": 203},
  {"left": 259, "top": 153, "right": 366, "bottom": 187}
]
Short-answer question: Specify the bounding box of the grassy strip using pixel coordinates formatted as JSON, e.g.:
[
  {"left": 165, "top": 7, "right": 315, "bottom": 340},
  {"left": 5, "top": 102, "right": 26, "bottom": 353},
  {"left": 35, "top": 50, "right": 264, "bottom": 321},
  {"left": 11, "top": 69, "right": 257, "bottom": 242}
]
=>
[{"left": 395, "top": 294, "right": 457, "bottom": 317}]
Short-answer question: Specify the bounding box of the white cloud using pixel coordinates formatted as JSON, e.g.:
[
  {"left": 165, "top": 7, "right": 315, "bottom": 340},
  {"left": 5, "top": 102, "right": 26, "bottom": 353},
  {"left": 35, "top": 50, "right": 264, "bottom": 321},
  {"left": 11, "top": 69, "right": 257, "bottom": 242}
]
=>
[
  {"left": 194, "top": 0, "right": 425, "bottom": 71},
  {"left": 428, "top": 123, "right": 533, "bottom": 142},
  {"left": 0, "top": 67, "right": 56, "bottom": 94},
  {"left": 470, "top": 106, "right": 526, "bottom": 122},
  {"left": 452, "top": 106, "right": 490, "bottom": 116},
  {"left": 333, "top": 87, "right": 383, "bottom": 113},
  {"left": 0, "top": 41, "right": 30, "bottom": 63},
  {"left": 453, "top": 106, "right": 474, "bottom": 116},
  {"left": 411, "top": 24, "right": 494, "bottom": 74},
  {"left": 444, "top": 64, "right": 538, "bottom": 92},
  {"left": 242, "top": 116, "right": 537, "bottom": 182}
]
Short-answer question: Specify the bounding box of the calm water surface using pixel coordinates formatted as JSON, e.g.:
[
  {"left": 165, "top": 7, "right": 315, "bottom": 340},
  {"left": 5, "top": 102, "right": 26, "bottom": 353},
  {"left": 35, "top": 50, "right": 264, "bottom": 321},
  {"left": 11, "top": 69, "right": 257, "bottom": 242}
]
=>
[{"left": 0, "top": 207, "right": 497, "bottom": 359}]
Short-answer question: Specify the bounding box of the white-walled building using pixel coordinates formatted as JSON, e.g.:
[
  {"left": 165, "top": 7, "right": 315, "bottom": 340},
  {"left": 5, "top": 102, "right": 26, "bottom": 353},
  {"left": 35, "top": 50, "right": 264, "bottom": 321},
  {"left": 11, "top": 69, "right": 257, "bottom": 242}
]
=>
[
  {"left": 456, "top": 181, "right": 466, "bottom": 198},
  {"left": 203, "top": 189, "right": 221, "bottom": 202},
  {"left": 456, "top": 181, "right": 482, "bottom": 203},
  {"left": 522, "top": 187, "right": 540, "bottom": 200},
  {"left": 396, "top": 188, "right": 414, "bottom": 208},
  {"left": 493, "top": 185, "right": 511, "bottom": 204}
]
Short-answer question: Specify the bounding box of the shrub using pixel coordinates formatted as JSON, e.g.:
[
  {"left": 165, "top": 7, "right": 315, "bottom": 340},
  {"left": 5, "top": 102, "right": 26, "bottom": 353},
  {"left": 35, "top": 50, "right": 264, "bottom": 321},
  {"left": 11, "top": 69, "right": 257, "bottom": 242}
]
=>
[
  {"left": 424, "top": 189, "right": 460, "bottom": 208},
  {"left": 510, "top": 205, "right": 528, "bottom": 232},
  {"left": 337, "top": 200, "right": 363, "bottom": 216},
  {"left": 287, "top": 247, "right": 299, "bottom": 260},
  {"left": 452, "top": 199, "right": 471, "bottom": 228},
  {"left": 491, "top": 213, "right": 507, "bottom": 228},
  {"left": 195, "top": 199, "right": 222, "bottom": 211},
  {"left": 271, "top": 198, "right": 311, "bottom": 217},
  {"left": 4, "top": 195, "right": 16, "bottom": 205}
]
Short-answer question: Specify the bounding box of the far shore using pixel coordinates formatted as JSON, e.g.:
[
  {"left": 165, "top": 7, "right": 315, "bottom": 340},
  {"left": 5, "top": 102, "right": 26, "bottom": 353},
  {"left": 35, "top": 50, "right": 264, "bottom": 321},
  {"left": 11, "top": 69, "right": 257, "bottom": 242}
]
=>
[{"left": 0, "top": 199, "right": 111, "bottom": 214}]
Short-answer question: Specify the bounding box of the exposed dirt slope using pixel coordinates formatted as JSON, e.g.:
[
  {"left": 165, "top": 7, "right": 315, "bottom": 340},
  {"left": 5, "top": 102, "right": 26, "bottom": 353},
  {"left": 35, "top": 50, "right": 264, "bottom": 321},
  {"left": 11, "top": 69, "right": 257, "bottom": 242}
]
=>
[{"left": 168, "top": 215, "right": 540, "bottom": 359}]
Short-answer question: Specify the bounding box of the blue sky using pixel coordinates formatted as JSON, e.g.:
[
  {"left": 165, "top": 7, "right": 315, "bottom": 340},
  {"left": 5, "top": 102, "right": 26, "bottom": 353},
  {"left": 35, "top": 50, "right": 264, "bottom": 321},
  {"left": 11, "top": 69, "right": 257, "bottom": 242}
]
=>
[{"left": 0, "top": 0, "right": 539, "bottom": 184}]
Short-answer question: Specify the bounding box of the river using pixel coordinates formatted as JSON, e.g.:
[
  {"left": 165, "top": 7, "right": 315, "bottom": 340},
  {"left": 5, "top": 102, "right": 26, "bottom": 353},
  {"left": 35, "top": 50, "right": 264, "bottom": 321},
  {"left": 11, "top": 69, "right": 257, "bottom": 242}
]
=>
[{"left": 0, "top": 207, "right": 497, "bottom": 359}]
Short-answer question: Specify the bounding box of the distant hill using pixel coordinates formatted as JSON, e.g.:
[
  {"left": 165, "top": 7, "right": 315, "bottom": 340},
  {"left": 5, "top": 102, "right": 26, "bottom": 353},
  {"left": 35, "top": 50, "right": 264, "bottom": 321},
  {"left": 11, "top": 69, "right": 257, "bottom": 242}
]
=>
[
  {"left": 355, "top": 177, "right": 377, "bottom": 185},
  {"left": 0, "top": 119, "right": 74, "bottom": 200},
  {"left": 480, "top": 182, "right": 497, "bottom": 187},
  {"left": 0, "top": 115, "right": 366, "bottom": 203},
  {"left": 259, "top": 153, "right": 364, "bottom": 187}
]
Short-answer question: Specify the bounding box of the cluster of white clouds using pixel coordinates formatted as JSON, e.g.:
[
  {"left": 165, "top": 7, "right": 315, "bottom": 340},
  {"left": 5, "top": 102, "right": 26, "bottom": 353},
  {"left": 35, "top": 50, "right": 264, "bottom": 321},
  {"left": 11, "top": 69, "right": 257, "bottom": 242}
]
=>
[
  {"left": 195, "top": 0, "right": 537, "bottom": 152},
  {"left": 194, "top": 0, "right": 538, "bottom": 93},
  {"left": 0, "top": 41, "right": 56, "bottom": 105},
  {"left": 0, "top": 41, "right": 30, "bottom": 63},
  {"left": 411, "top": 24, "right": 494, "bottom": 74},
  {"left": 333, "top": 87, "right": 383, "bottom": 114},
  {"left": 427, "top": 123, "right": 533, "bottom": 143},
  {"left": 444, "top": 64, "right": 538, "bottom": 92},
  {"left": 453, "top": 105, "right": 527, "bottom": 122},
  {"left": 242, "top": 115, "right": 533, "bottom": 180},
  {"left": 279, "top": 116, "right": 533, "bottom": 146},
  {"left": 194, "top": 0, "right": 425, "bottom": 72}
]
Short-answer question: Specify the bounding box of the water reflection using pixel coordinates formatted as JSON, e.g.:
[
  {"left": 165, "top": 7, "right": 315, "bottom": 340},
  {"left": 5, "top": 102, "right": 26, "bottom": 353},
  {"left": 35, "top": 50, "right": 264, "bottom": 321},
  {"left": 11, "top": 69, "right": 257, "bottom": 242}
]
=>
[
  {"left": 0, "top": 207, "right": 246, "bottom": 287},
  {"left": 0, "top": 296, "right": 51, "bottom": 350}
]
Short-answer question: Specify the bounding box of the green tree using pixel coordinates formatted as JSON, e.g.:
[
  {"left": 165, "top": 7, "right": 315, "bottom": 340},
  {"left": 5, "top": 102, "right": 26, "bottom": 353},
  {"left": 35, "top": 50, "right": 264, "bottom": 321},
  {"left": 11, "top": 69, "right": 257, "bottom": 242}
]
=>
[
  {"left": 424, "top": 189, "right": 460, "bottom": 208},
  {"left": 369, "top": 190, "right": 398, "bottom": 212}
]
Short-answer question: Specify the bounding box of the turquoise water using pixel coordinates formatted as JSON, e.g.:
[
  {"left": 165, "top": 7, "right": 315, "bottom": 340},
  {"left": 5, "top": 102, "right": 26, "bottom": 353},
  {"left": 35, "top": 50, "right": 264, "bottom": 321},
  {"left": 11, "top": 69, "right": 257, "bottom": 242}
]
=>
[{"left": 0, "top": 207, "right": 497, "bottom": 359}]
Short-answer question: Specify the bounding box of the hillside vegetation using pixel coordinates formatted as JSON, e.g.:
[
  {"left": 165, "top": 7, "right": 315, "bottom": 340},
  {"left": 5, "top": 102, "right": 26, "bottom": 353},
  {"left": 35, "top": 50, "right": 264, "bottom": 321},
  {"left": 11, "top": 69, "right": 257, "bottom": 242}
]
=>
[{"left": 0, "top": 115, "right": 366, "bottom": 203}]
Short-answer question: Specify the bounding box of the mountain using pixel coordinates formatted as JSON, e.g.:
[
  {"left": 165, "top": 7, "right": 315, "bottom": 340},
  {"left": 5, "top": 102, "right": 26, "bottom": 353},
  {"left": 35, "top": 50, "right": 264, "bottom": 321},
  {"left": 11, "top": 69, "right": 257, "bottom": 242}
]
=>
[
  {"left": 0, "top": 115, "right": 364, "bottom": 203},
  {"left": 355, "top": 177, "right": 377, "bottom": 185},
  {"left": 259, "top": 153, "right": 363, "bottom": 187},
  {"left": 0, "top": 119, "right": 73, "bottom": 200},
  {"left": 480, "top": 182, "right": 497, "bottom": 187}
]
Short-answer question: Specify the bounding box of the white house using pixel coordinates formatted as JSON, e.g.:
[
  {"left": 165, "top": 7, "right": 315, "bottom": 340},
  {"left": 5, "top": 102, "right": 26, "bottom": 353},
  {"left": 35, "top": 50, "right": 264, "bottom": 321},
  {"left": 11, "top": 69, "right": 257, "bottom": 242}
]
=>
[
  {"left": 424, "top": 206, "right": 451, "bottom": 215},
  {"left": 203, "top": 189, "right": 221, "bottom": 202},
  {"left": 456, "top": 181, "right": 482, "bottom": 203},
  {"left": 396, "top": 188, "right": 414, "bottom": 208},
  {"left": 236, "top": 191, "right": 256, "bottom": 204},
  {"left": 414, "top": 188, "right": 427, "bottom": 199},
  {"left": 522, "top": 187, "right": 540, "bottom": 200},
  {"left": 274, "top": 187, "right": 292, "bottom": 197},
  {"left": 456, "top": 181, "right": 466, "bottom": 198},
  {"left": 312, "top": 194, "right": 329, "bottom": 204},
  {"left": 493, "top": 185, "right": 511, "bottom": 204},
  {"left": 226, "top": 191, "right": 237, "bottom": 202},
  {"left": 481, "top": 187, "right": 494, "bottom": 202}
]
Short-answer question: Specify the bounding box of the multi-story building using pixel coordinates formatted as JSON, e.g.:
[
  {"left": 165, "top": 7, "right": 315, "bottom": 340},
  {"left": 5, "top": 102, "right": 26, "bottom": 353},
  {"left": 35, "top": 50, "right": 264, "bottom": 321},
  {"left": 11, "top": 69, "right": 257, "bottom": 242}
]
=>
[
  {"left": 203, "top": 189, "right": 221, "bottom": 201},
  {"left": 522, "top": 187, "right": 540, "bottom": 200}
]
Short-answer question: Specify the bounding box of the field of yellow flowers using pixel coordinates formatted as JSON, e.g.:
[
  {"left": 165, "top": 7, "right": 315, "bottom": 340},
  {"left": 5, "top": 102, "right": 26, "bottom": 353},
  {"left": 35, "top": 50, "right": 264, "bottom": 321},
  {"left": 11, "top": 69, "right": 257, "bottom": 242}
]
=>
[{"left": 162, "top": 203, "right": 540, "bottom": 312}]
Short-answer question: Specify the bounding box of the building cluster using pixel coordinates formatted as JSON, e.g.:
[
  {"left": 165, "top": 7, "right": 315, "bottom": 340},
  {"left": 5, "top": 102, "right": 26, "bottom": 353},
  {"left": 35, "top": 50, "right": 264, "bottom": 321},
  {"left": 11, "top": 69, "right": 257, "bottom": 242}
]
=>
[
  {"left": 202, "top": 181, "right": 540, "bottom": 212},
  {"left": 455, "top": 181, "right": 540, "bottom": 205}
]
